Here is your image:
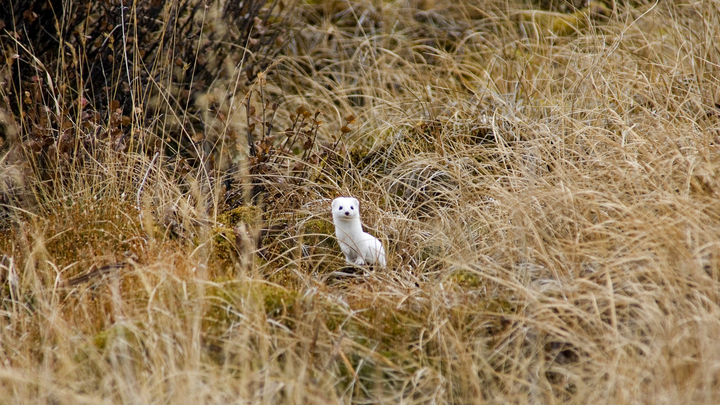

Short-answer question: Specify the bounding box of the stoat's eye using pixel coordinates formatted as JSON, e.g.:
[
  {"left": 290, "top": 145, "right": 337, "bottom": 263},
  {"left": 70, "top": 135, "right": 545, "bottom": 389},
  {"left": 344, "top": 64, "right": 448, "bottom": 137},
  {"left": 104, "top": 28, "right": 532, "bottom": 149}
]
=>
[
  {"left": 350, "top": 206, "right": 354, "bottom": 210},
  {"left": 338, "top": 206, "right": 343, "bottom": 210}
]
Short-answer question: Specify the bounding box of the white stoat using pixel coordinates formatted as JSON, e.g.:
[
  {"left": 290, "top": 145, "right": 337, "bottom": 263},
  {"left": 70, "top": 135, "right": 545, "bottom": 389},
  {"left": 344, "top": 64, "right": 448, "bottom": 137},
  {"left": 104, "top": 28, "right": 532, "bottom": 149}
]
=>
[{"left": 331, "top": 197, "right": 386, "bottom": 268}]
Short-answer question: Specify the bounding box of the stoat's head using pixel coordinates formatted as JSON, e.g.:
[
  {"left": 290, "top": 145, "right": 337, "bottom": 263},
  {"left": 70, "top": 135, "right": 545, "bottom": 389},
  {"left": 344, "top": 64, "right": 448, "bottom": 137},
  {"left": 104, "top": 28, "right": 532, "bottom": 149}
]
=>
[{"left": 332, "top": 197, "right": 360, "bottom": 221}]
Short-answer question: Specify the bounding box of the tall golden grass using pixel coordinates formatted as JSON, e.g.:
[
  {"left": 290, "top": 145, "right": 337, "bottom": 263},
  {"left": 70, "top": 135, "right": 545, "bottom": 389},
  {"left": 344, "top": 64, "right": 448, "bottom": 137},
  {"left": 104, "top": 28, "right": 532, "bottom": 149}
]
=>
[{"left": 2, "top": 0, "right": 720, "bottom": 403}]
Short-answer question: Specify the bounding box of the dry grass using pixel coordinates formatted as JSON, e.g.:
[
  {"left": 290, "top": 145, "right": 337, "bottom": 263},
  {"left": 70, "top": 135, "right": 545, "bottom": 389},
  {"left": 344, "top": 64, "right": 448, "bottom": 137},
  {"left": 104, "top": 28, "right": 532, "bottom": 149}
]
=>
[{"left": 2, "top": 0, "right": 720, "bottom": 403}]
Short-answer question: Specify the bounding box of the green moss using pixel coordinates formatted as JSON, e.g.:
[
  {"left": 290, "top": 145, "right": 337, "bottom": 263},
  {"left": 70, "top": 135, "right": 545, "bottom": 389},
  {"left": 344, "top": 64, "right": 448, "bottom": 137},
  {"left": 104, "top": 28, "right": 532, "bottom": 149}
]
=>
[
  {"left": 449, "top": 270, "right": 483, "bottom": 288},
  {"left": 211, "top": 206, "right": 262, "bottom": 274},
  {"left": 260, "top": 283, "right": 299, "bottom": 321},
  {"left": 303, "top": 217, "right": 334, "bottom": 237},
  {"left": 91, "top": 324, "right": 139, "bottom": 351},
  {"left": 212, "top": 226, "right": 237, "bottom": 262},
  {"left": 551, "top": 13, "right": 586, "bottom": 36},
  {"left": 301, "top": 217, "right": 336, "bottom": 253},
  {"left": 518, "top": 9, "right": 589, "bottom": 37},
  {"left": 33, "top": 197, "right": 145, "bottom": 281},
  {"left": 217, "top": 206, "right": 261, "bottom": 228},
  {"left": 203, "top": 281, "right": 300, "bottom": 334},
  {"left": 296, "top": 217, "right": 342, "bottom": 275}
]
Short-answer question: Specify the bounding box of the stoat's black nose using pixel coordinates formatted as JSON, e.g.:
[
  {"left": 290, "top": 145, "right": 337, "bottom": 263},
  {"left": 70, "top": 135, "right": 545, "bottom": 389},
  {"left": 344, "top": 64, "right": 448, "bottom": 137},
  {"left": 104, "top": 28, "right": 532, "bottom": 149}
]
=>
[{"left": 344, "top": 211, "right": 350, "bottom": 216}]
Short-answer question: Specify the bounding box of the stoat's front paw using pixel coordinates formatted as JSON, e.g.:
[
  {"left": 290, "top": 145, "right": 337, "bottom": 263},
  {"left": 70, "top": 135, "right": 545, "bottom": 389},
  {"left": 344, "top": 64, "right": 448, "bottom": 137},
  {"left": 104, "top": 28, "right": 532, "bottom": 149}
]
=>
[{"left": 353, "top": 258, "right": 366, "bottom": 266}]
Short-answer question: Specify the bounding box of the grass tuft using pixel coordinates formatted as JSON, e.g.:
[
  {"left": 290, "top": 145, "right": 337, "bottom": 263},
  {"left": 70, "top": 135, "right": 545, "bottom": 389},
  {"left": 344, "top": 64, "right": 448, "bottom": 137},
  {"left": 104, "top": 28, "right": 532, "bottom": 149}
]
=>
[{"left": 3, "top": 0, "right": 720, "bottom": 403}]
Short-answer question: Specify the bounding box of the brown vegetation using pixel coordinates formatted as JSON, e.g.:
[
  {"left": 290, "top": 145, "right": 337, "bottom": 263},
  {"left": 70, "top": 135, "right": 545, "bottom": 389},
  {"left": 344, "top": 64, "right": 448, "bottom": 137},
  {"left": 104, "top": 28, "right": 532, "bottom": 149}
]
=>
[{"left": 2, "top": 0, "right": 720, "bottom": 403}]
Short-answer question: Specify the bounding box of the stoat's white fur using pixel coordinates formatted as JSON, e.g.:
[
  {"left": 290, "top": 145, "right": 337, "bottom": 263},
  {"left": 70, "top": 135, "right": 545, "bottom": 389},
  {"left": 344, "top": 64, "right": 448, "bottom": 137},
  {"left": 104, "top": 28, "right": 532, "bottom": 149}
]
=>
[{"left": 331, "top": 197, "right": 386, "bottom": 267}]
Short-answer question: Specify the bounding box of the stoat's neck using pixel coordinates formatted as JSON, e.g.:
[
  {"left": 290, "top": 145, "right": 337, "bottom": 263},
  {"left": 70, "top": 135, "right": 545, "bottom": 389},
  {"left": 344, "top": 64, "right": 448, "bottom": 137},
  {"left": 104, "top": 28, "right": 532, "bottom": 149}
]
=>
[{"left": 337, "top": 217, "right": 364, "bottom": 237}]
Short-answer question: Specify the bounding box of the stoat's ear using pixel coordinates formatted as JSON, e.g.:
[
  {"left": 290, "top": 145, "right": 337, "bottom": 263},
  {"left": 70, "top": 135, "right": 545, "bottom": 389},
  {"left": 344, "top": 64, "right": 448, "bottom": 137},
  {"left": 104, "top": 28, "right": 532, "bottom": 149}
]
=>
[
  {"left": 331, "top": 199, "right": 338, "bottom": 209},
  {"left": 352, "top": 197, "right": 359, "bottom": 208}
]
